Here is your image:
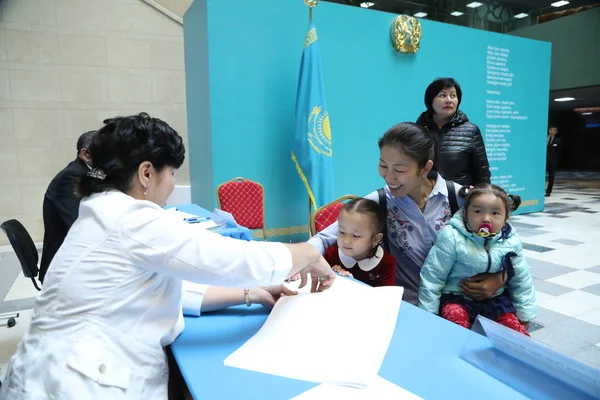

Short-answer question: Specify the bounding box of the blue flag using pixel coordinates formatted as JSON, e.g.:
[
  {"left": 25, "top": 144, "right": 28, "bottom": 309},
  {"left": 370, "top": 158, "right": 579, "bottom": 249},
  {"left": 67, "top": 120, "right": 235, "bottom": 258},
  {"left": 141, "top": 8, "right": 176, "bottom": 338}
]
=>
[{"left": 291, "top": 21, "right": 334, "bottom": 211}]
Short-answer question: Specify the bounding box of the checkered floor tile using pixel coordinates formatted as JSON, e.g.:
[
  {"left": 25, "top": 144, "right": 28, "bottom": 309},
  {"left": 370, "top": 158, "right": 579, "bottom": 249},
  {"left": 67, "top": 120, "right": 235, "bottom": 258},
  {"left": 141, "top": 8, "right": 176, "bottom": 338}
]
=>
[{"left": 510, "top": 181, "right": 600, "bottom": 368}]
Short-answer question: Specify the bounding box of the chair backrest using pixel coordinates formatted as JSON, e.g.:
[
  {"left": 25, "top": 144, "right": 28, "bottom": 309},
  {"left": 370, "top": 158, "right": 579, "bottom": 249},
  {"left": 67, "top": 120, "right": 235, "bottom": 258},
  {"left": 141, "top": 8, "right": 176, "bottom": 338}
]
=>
[
  {"left": 310, "top": 195, "right": 359, "bottom": 236},
  {"left": 1, "top": 219, "right": 39, "bottom": 278},
  {"left": 216, "top": 178, "right": 265, "bottom": 231}
]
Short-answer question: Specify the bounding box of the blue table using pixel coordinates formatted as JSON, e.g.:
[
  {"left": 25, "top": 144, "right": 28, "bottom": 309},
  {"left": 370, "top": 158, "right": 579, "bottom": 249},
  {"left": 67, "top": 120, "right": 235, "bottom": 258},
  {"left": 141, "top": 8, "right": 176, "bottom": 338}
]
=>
[
  {"left": 168, "top": 204, "right": 253, "bottom": 241},
  {"left": 169, "top": 205, "right": 587, "bottom": 399},
  {"left": 171, "top": 298, "right": 535, "bottom": 399}
]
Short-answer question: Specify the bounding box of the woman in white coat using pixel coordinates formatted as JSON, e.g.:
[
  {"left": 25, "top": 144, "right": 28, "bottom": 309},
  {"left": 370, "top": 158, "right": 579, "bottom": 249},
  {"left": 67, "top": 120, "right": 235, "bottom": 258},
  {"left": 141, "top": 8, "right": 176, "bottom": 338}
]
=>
[{"left": 0, "top": 113, "right": 335, "bottom": 400}]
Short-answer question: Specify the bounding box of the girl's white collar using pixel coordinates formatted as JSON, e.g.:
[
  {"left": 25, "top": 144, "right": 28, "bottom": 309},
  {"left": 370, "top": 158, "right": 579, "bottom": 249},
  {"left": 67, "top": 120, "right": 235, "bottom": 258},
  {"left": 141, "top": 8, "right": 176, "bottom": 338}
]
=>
[{"left": 338, "top": 245, "right": 383, "bottom": 272}]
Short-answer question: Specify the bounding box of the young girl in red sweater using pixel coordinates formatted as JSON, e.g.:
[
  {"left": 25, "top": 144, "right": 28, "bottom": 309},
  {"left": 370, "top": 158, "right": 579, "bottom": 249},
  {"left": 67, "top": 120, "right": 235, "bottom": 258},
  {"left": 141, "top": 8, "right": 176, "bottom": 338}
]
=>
[{"left": 324, "top": 198, "right": 396, "bottom": 287}]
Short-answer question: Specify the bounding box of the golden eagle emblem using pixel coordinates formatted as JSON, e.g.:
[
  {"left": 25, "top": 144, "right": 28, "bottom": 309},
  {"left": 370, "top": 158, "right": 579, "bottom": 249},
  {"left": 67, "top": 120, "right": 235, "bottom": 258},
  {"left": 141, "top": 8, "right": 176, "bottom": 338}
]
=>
[
  {"left": 391, "top": 15, "right": 422, "bottom": 54},
  {"left": 307, "top": 106, "right": 332, "bottom": 157}
]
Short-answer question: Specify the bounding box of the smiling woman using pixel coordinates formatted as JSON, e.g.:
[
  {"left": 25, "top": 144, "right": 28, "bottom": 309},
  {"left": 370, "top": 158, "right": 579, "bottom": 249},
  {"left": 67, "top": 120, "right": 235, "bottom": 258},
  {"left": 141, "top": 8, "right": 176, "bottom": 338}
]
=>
[
  {"left": 308, "top": 122, "right": 509, "bottom": 305},
  {"left": 416, "top": 77, "right": 491, "bottom": 186}
]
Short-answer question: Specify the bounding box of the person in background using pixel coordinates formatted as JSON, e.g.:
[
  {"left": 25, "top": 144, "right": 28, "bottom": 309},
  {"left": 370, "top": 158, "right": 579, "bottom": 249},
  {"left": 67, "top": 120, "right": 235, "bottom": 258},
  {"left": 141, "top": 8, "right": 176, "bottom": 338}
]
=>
[
  {"left": 309, "top": 122, "right": 505, "bottom": 305},
  {"left": 545, "top": 124, "right": 562, "bottom": 197},
  {"left": 39, "top": 130, "right": 96, "bottom": 283},
  {"left": 0, "top": 113, "right": 335, "bottom": 400},
  {"left": 323, "top": 198, "right": 396, "bottom": 287},
  {"left": 416, "top": 77, "right": 491, "bottom": 186},
  {"left": 418, "top": 184, "right": 537, "bottom": 335}
]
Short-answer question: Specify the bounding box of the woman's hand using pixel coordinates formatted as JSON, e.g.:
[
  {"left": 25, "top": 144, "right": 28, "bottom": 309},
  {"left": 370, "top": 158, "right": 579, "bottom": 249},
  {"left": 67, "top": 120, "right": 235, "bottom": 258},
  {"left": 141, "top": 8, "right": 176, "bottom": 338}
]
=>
[
  {"left": 459, "top": 271, "right": 505, "bottom": 300},
  {"left": 287, "top": 273, "right": 301, "bottom": 282},
  {"left": 285, "top": 243, "right": 336, "bottom": 292},
  {"left": 519, "top": 320, "right": 530, "bottom": 330},
  {"left": 249, "top": 285, "right": 298, "bottom": 309},
  {"left": 306, "top": 254, "right": 336, "bottom": 293}
]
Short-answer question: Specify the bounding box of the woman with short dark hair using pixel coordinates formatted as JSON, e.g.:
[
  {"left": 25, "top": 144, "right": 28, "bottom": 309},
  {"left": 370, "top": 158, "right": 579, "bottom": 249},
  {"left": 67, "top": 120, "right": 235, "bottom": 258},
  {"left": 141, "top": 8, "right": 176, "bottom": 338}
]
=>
[
  {"left": 417, "top": 77, "right": 491, "bottom": 186},
  {"left": 1, "top": 113, "right": 335, "bottom": 400}
]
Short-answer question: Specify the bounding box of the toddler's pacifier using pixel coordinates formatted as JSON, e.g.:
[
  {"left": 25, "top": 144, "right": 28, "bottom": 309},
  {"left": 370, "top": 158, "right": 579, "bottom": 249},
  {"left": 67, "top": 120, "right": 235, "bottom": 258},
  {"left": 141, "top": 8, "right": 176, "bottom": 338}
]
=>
[{"left": 475, "top": 222, "right": 496, "bottom": 238}]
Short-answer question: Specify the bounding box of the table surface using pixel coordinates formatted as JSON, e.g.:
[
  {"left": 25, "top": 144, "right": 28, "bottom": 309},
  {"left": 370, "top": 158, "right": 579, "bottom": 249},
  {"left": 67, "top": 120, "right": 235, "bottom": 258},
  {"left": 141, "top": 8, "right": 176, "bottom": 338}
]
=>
[
  {"left": 169, "top": 204, "right": 557, "bottom": 400},
  {"left": 169, "top": 204, "right": 253, "bottom": 240},
  {"left": 171, "top": 299, "right": 539, "bottom": 400}
]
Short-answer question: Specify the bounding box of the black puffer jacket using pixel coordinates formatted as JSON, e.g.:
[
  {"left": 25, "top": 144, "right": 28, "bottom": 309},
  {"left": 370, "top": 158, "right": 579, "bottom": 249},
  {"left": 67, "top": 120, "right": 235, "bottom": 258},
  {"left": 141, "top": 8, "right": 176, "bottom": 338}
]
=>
[{"left": 416, "top": 110, "right": 491, "bottom": 186}]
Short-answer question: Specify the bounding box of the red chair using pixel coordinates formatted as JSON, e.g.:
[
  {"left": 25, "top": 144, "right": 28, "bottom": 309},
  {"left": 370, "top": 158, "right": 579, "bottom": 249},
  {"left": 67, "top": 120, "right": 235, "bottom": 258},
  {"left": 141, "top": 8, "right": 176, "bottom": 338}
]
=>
[
  {"left": 309, "top": 195, "right": 358, "bottom": 236},
  {"left": 216, "top": 177, "right": 267, "bottom": 241}
]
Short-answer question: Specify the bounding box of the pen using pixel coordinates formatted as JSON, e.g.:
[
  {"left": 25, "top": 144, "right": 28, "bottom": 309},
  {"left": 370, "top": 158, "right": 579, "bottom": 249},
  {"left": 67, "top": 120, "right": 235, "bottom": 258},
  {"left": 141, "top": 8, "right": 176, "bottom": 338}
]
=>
[{"left": 185, "top": 217, "right": 210, "bottom": 223}]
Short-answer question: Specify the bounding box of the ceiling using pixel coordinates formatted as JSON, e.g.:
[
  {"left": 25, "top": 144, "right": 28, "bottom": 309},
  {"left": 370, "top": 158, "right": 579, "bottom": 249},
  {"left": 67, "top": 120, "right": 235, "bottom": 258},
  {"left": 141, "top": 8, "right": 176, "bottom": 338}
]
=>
[
  {"left": 550, "top": 85, "right": 600, "bottom": 111},
  {"left": 550, "top": 85, "right": 600, "bottom": 125},
  {"left": 324, "top": 0, "right": 600, "bottom": 16},
  {"left": 503, "top": 0, "right": 598, "bottom": 10}
]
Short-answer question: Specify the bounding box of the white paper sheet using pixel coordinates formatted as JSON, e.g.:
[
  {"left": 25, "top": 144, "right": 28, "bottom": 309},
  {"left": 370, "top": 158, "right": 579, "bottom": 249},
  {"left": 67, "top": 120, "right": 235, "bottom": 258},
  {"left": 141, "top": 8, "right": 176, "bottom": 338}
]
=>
[
  {"left": 211, "top": 208, "right": 237, "bottom": 225},
  {"left": 224, "top": 278, "right": 403, "bottom": 385},
  {"left": 290, "top": 375, "right": 422, "bottom": 400},
  {"left": 188, "top": 220, "right": 220, "bottom": 230}
]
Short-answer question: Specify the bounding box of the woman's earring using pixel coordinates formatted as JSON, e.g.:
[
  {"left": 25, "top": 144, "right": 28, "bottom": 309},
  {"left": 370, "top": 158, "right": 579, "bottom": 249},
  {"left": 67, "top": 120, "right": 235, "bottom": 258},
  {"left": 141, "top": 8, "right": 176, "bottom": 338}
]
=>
[{"left": 143, "top": 186, "right": 147, "bottom": 197}]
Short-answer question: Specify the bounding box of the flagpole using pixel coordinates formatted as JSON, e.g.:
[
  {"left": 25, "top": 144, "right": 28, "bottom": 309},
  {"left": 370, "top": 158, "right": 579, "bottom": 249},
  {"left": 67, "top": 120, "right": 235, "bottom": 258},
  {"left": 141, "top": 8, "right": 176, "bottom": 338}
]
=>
[
  {"left": 305, "top": 0, "right": 318, "bottom": 238},
  {"left": 304, "top": 0, "right": 317, "bottom": 22},
  {"left": 308, "top": 198, "right": 312, "bottom": 238},
  {"left": 299, "top": 0, "right": 327, "bottom": 239}
]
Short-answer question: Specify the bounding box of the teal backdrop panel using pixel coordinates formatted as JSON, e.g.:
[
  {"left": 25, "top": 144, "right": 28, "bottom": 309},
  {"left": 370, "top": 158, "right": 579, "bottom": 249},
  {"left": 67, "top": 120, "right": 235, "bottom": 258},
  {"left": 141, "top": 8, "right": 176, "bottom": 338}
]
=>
[{"left": 184, "top": 0, "right": 551, "bottom": 241}]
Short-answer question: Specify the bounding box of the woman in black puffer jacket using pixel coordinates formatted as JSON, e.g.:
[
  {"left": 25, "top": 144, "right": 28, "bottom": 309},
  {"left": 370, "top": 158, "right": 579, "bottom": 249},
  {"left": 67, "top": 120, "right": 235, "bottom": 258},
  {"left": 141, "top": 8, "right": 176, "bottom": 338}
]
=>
[{"left": 416, "top": 78, "right": 491, "bottom": 186}]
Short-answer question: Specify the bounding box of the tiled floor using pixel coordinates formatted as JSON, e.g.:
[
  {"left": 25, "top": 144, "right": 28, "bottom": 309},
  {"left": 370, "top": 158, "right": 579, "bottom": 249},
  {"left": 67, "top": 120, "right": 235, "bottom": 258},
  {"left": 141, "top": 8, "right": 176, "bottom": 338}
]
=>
[
  {"left": 512, "top": 180, "right": 600, "bottom": 369},
  {"left": 1, "top": 179, "right": 600, "bottom": 384}
]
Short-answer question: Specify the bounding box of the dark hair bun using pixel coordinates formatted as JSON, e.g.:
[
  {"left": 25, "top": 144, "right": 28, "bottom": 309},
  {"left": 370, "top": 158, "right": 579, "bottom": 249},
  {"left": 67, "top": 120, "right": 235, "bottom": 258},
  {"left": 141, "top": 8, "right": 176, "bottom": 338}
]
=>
[
  {"left": 76, "top": 112, "right": 185, "bottom": 198},
  {"left": 508, "top": 195, "right": 521, "bottom": 212}
]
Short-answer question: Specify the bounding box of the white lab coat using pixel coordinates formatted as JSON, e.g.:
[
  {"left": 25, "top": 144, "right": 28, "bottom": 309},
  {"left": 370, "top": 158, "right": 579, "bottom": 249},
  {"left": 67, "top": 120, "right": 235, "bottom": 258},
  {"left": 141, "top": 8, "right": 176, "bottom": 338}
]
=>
[{"left": 0, "top": 191, "right": 292, "bottom": 400}]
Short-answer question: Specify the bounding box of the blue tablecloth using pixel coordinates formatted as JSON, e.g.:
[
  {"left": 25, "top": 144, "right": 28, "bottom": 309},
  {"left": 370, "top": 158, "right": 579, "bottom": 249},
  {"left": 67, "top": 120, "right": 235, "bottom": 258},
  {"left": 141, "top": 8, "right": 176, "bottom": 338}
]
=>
[
  {"left": 169, "top": 205, "right": 582, "bottom": 400},
  {"left": 167, "top": 204, "right": 253, "bottom": 241},
  {"left": 171, "top": 299, "right": 536, "bottom": 399}
]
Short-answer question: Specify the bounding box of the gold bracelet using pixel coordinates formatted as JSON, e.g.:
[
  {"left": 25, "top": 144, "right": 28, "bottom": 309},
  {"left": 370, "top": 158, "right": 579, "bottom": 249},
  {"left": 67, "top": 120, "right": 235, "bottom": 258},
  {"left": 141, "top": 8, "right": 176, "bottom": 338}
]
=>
[{"left": 244, "top": 288, "right": 251, "bottom": 307}]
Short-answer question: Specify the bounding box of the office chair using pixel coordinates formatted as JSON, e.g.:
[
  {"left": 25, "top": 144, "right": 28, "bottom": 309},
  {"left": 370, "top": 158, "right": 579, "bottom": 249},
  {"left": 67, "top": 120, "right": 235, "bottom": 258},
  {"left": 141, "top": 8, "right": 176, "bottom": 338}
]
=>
[
  {"left": 216, "top": 177, "right": 268, "bottom": 241},
  {"left": 309, "top": 194, "right": 358, "bottom": 236},
  {"left": 1, "top": 219, "right": 42, "bottom": 291}
]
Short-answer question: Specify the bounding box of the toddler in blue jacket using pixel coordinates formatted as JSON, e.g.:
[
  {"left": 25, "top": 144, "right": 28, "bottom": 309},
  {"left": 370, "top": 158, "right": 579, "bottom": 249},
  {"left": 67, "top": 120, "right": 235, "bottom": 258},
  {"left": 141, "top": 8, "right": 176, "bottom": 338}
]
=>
[{"left": 418, "top": 184, "right": 537, "bottom": 335}]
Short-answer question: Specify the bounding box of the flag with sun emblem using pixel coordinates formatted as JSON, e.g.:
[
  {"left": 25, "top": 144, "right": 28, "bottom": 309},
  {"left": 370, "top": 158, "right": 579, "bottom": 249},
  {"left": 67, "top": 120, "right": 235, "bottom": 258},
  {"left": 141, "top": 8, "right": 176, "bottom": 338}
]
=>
[{"left": 291, "top": 21, "right": 334, "bottom": 211}]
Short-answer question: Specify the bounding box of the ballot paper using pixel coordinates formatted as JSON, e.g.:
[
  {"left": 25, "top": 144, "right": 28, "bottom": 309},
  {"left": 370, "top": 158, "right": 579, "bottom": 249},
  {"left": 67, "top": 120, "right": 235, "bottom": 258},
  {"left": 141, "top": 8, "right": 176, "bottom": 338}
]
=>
[
  {"left": 187, "top": 219, "right": 220, "bottom": 231},
  {"left": 223, "top": 278, "right": 403, "bottom": 385},
  {"left": 211, "top": 208, "right": 237, "bottom": 225},
  {"left": 290, "top": 375, "right": 422, "bottom": 400}
]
